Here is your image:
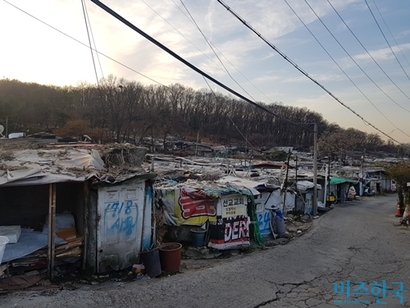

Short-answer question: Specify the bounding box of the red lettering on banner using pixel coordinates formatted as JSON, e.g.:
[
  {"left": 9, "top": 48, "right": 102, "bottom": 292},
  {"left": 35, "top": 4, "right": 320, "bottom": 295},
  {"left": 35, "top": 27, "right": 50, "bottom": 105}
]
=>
[
  {"left": 225, "top": 224, "right": 232, "bottom": 241},
  {"left": 232, "top": 221, "right": 239, "bottom": 240},
  {"left": 240, "top": 220, "right": 248, "bottom": 238},
  {"left": 179, "top": 188, "right": 216, "bottom": 219}
]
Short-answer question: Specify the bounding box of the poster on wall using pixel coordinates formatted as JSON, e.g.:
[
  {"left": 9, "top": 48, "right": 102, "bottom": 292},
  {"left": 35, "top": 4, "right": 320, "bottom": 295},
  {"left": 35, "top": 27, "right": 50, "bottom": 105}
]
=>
[
  {"left": 219, "top": 194, "right": 247, "bottom": 218},
  {"left": 208, "top": 194, "right": 250, "bottom": 250},
  {"left": 156, "top": 187, "right": 217, "bottom": 226}
]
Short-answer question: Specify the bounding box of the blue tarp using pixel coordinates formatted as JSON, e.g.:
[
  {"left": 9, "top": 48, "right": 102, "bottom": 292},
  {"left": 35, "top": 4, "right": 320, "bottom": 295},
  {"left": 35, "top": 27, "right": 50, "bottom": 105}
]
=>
[{"left": 3, "top": 229, "right": 65, "bottom": 263}]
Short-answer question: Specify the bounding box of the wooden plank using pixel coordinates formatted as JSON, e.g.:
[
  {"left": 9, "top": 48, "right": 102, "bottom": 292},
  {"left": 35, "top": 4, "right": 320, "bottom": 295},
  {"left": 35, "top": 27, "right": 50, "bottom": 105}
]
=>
[{"left": 47, "top": 183, "right": 56, "bottom": 280}]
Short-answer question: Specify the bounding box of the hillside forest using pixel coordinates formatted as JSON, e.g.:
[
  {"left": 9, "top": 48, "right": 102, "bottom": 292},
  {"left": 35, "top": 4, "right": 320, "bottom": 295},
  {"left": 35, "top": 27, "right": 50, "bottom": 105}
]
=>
[{"left": 0, "top": 77, "right": 407, "bottom": 162}]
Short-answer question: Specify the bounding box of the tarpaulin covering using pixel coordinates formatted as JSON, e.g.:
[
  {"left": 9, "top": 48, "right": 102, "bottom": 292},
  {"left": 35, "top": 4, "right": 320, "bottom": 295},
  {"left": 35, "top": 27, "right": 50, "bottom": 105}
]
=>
[
  {"left": 296, "top": 180, "right": 322, "bottom": 191},
  {"left": 0, "top": 146, "right": 151, "bottom": 187},
  {"left": 156, "top": 187, "right": 218, "bottom": 226},
  {"left": 2, "top": 229, "right": 66, "bottom": 263},
  {"left": 155, "top": 177, "right": 265, "bottom": 249},
  {"left": 0, "top": 148, "right": 105, "bottom": 186},
  {"left": 155, "top": 183, "right": 254, "bottom": 225},
  {"left": 329, "top": 177, "right": 357, "bottom": 185}
]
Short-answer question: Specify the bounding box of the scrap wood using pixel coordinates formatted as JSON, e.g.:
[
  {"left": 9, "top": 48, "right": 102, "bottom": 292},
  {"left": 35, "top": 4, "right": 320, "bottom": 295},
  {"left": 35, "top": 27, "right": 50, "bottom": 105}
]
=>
[
  {"left": 56, "top": 247, "right": 81, "bottom": 258},
  {"left": 8, "top": 237, "right": 84, "bottom": 265},
  {"left": 29, "top": 236, "right": 83, "bottom": 255},
  {"left": 55, "top": 240, "right": 83, "bottom": 253},
  {"left": 60, "top": 236, "right": 83, "bottom": 246},
  {"left": 10, "top": 256, "right": 46, "bottom": 267}
]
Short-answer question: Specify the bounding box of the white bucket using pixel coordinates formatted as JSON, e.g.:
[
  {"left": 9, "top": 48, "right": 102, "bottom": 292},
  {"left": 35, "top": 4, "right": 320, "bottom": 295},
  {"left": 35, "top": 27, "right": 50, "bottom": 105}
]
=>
[{"left": 0, "top": 236, "right": 9, "bottom": 264}]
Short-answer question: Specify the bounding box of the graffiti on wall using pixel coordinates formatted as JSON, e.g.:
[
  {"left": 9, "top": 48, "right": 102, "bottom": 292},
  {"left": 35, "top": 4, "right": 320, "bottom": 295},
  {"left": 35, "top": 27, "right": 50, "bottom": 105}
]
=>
[
  {"left": 104, "top": 200, "right": 138, "bottom": 240},
  {"left": 257, "top": 210, "right": 271, "bottom": 235}
]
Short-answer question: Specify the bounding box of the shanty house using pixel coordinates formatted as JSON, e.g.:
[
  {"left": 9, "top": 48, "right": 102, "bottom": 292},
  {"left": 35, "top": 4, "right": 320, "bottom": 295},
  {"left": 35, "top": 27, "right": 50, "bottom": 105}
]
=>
[{"left": 0, "top": 141, "right": 155, "bottom": 278}]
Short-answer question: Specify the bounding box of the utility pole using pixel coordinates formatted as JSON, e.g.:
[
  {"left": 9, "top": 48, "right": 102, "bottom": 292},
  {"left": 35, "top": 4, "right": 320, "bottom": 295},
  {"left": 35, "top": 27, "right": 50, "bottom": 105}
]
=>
[
  {"left": 282, "top": 150, "right": 291, "bottom": 213},
  {"left": 324, "top": 164, "right": 328, "bottom": 205},
  {"left": 313, "top": 122, "right": 318, "bottom": 216},
  {"left": 244, "top": 134, "right": 247, "bottom": 167},
  {"left": 195, "top": 130, "right": 199, "bottom": 157}
]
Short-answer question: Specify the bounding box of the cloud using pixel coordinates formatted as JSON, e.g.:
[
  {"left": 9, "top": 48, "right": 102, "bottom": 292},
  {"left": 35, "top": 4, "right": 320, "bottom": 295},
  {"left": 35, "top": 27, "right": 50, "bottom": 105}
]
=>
[
  {"left": 281, "top": 72, "right": 344, "bottom": 83},
  {"left": 354, "top": 43, "right": 410, "bottom": 62}
]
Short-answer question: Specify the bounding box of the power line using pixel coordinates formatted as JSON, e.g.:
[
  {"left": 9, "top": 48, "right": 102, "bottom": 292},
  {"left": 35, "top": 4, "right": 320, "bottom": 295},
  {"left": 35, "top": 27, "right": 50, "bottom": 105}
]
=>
[
  {"left": 3, "top": 0, "right": 165, "bottom": 87},
  {"left": 90, "top": 0, "right": 310, "bottom": 133},
  {"left": 284, "top": 0, "right": 410, "bottom": 140},
  {"left": 180, "top": 0, "right": 259, "bottom": 104},
  {"left": 216, "top": 0, "right": 402, "bottom": 146},
  {"left": 327, "top": 0, "right": 410, "bottom": 105},
  {"left": 141, "top": 0, "right": 223, "bottom": 73},
  {"left": 371, "top": 0, "right": 410, "bottom": 69},
  {"left": 83, "top": 0, "right": 105, "bottom": 81},
  {"left": 81, "top": 0, "right": 101, "bottom": 85},
  {"left": 143, "top": 0, "right": 272, "bottom": 102},
  {"left": 289, "top": 0, "right": 410, "bottom": 139},
  {"left": 303, "top": 0, "right": 410, "bottom": 119},
  {"left": 202, "top": 76, "right": 260, "bottom": 153},
  {"left": 151, "top": 0, "right": 279, "bottom": 105},
  {"left": 364, "top": 0, "right": 410, "bottom": 83}
]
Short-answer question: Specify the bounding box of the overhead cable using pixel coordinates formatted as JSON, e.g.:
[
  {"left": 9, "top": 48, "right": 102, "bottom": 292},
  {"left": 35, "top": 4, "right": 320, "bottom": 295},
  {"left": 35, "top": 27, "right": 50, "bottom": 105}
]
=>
[
  {"left": 81, "top": 0, "right": 102, "bottom": 85},
  {"left": 180, "top": 1, "right": 253, "bottom": 99},
  {"left": 202, "top": 76, "right": 260, "bottom": 153},
  {"left": 371, "top": 0, "right": 410, "bottom": 69},
  {"left": 285, "top": 0, "right": 410, "bottom": 139},
  {"left": 216, "top": 0, "right": 402, "bottom": 145},
  {"left": 365, "top": 0, "right": 410, "bottom": 83},
  {"left": 327, "top": 0, "right": 410, "bottom": 106},
  {"left": 299, "top": 0, "right": 410, "bottom": 138},
  {"left": 179, "top": 0, "right": 262, "bottom": 151},
  {"left": 171, "top": 0, "right": 277, "bottom": 105},
  {"left": 180, "top": 0, "right": 260, "bottom": 105},
  {"left": 3, "top": 0, "right": 165, "bottom": 87},
  {"left": 304, "top": 0, "right": 410, "bottom": 117},
  {"left": 90, "top": 0, "right": 310, "bottom": 132}
]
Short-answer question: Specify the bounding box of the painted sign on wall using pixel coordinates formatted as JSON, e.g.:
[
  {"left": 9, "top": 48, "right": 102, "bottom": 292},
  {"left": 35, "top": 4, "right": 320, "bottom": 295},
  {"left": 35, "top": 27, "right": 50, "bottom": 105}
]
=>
[
  {"left": 104, "top": 200, "right": 138, "bottom": 241},
  {"left": 220, "top": 195, "right": 246, "bottom": 218},
  {"left": 207, "top": 193, "right": 251, "bottom": 249},
  {"left": 103, "top": 189, "right": 139, "bottom": 243},
  {"left": 98, "top": 182, "right": 146, "bottom": 272},
  {"left": 257, "top": 210, "right": 272, "bottom": 235}
]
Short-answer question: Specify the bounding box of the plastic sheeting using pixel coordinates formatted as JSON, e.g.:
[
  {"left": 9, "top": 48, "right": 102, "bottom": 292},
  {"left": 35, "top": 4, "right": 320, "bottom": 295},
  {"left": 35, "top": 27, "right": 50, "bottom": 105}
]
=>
[
  {"left": 296, "top": 180, "right": 322, "bottom": 192},
  {"left": 155, "top": 179, "right": 260, "bottom": 226},
  {"left": 2, "top": 229, "right": 66, "bottom": 263},
  {"left": 0, "top": 225, "right": 21, "bottom": 244},
  {"left": 329, "top": 176, "right": 357, "bottom": 185},
  {"left": 0, "top": 148, "right": 105, "bottom": 187}
]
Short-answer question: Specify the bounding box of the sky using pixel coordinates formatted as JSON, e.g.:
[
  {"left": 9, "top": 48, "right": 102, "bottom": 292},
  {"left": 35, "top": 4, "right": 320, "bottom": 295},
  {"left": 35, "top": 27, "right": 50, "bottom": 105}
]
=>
[{"left": 1, "top": 0, "right": 410, "bottom": 144}]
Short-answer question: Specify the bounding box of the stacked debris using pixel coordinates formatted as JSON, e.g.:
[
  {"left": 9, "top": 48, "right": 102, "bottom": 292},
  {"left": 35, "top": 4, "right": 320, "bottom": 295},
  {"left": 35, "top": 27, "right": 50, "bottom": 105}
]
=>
[{"left": 1, "top": 214, "right": 83, "bottom": 279}]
